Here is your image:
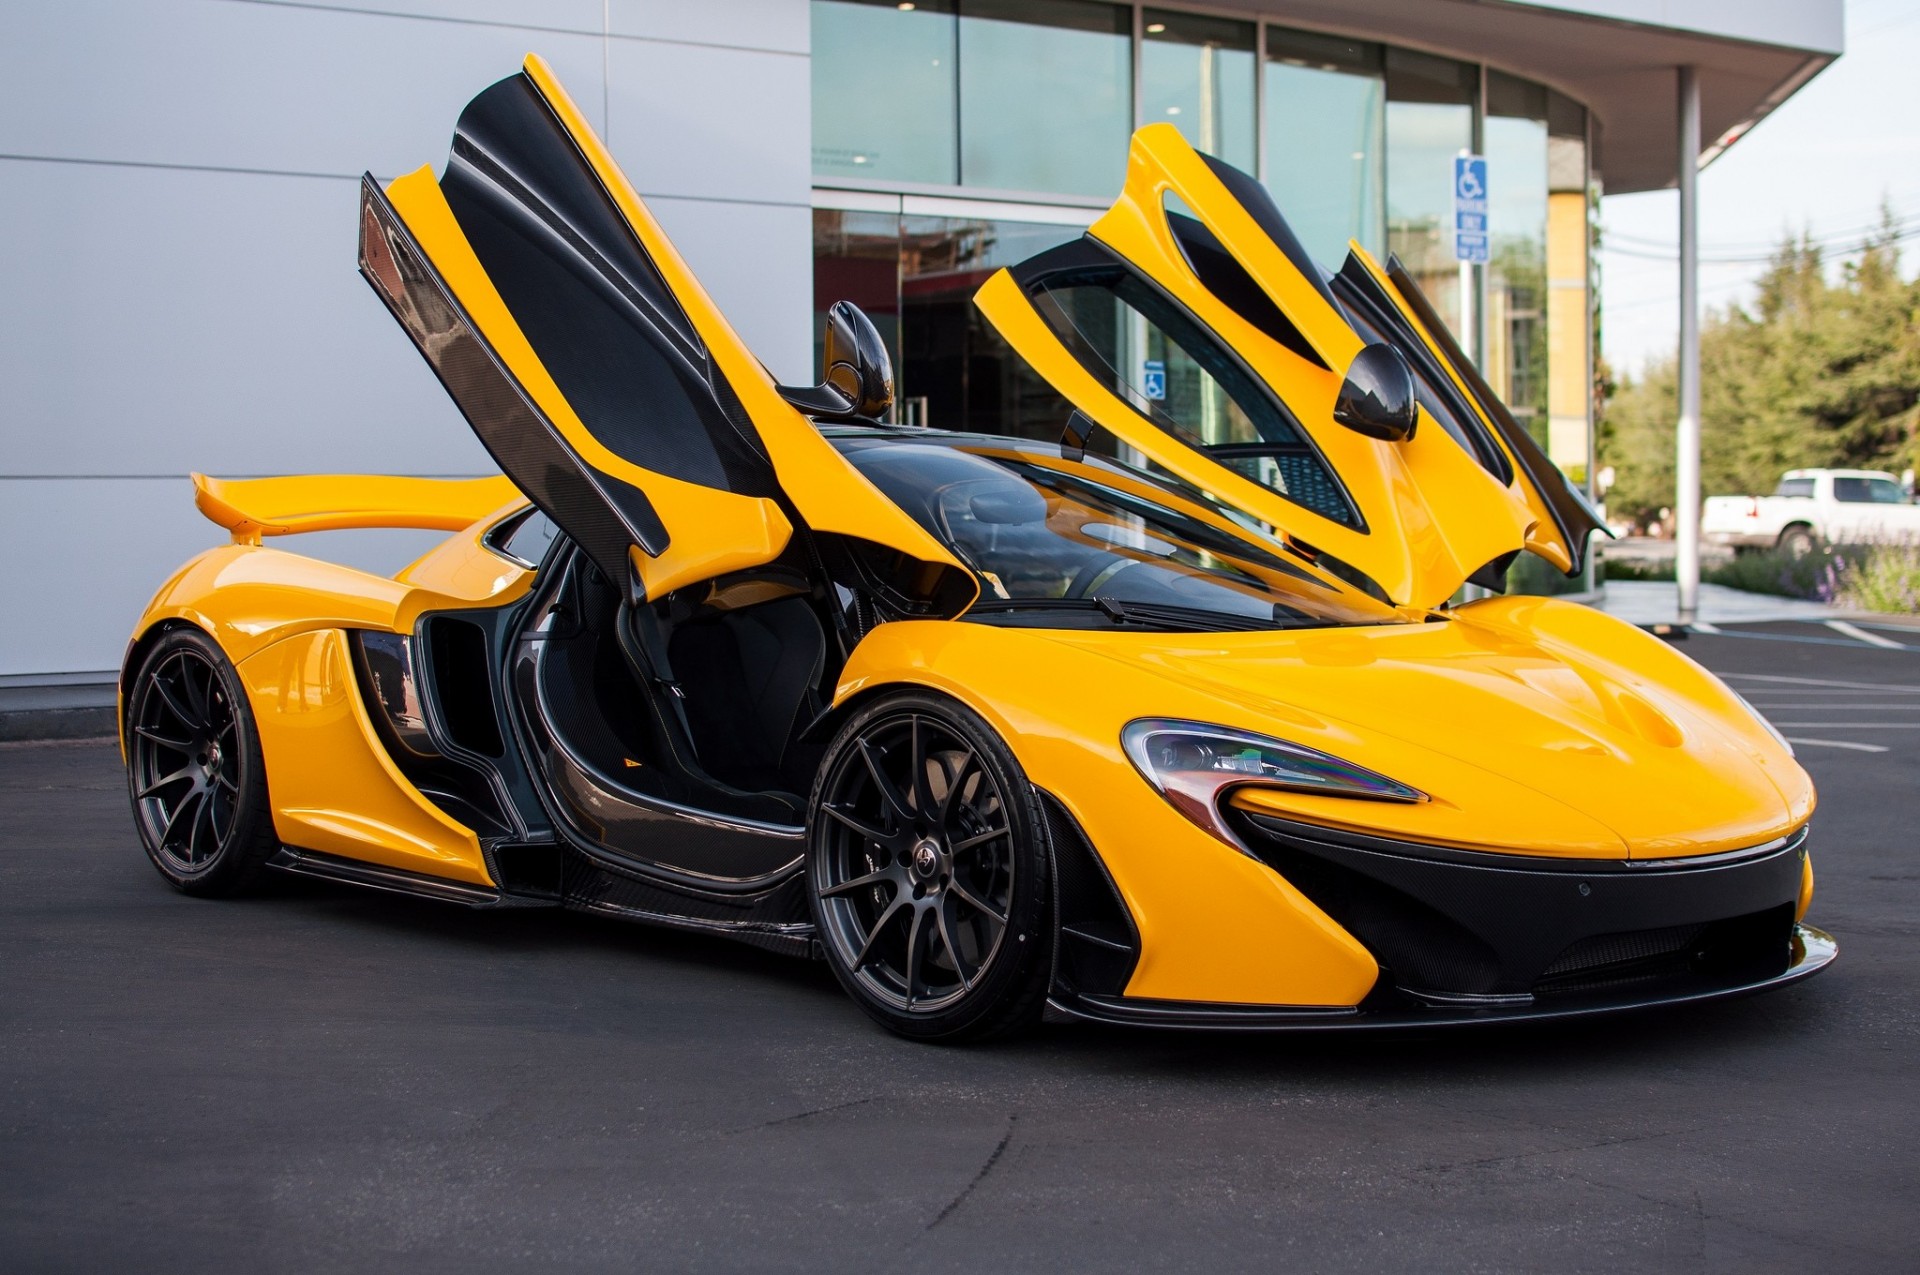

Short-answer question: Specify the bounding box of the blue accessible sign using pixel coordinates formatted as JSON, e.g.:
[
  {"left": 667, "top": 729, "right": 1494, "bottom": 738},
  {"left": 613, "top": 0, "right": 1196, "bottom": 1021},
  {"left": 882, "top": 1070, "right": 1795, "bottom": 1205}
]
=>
[
  {"left": 1141, "top": 359, "right": 1167, "bottom": 401},
  {"left": 1453, "top": 154, "right": 1488, "bottom": 264}
]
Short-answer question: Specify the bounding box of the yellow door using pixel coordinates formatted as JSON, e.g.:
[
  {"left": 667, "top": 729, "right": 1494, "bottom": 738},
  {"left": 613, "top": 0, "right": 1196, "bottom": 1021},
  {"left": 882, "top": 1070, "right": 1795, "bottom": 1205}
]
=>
[
  {"left": 973, "top": 123, "right": 1600, "bottom": 609},
  {"left": 359, "top": 55, "right": 972, "bottom": 613}
]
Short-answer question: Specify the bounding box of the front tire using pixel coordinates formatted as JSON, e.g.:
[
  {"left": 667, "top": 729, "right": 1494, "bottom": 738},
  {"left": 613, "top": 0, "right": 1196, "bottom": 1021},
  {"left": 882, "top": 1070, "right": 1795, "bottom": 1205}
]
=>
[
  {"left": 124, "top": 627, "right": 278, "bottom": 896},
  {"left": 807, "top": 693, "right": 1052, "bottom": 1042}
]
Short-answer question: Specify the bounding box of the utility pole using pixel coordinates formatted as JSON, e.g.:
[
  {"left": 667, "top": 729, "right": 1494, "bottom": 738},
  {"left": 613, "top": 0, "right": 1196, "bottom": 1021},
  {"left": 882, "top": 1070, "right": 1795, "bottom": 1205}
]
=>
[{"left": 1675, "top": 65, "right": 1702, "bottom": 625}]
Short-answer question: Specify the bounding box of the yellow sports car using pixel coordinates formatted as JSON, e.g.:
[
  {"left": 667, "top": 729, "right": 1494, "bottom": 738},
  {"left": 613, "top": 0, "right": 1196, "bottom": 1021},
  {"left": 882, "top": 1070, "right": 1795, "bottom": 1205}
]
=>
[{"left": 120, "top": 57, "right": 1831, "bottom": 1040}]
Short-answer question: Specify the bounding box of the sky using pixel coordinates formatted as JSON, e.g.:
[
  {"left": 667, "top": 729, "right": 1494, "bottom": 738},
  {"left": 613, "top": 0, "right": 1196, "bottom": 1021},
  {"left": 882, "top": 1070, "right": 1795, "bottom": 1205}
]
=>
[{"left": 1598, "top": 0, "right": 1920, "bottom": 377}]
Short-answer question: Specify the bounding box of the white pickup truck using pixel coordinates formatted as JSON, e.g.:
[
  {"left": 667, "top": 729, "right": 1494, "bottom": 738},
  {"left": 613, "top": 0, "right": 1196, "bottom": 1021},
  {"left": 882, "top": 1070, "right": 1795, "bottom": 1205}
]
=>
[{"left": 1704, "top": 468, "right": 1920, "bottom": 556}]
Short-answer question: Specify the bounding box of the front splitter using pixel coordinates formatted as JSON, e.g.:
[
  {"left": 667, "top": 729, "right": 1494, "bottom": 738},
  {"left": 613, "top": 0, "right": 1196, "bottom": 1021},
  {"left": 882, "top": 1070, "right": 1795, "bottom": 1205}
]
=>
[{"left": 1044, "top": 924, "right": 1836, "bottom": 1032}]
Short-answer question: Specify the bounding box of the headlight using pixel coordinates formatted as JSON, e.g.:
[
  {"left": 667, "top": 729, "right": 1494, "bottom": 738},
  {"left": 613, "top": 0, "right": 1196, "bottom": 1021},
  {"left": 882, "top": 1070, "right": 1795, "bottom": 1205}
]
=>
[
  {"left": 1733, "top": 691, "right": 1795, "bottom": 757},
  {"left": 1121, "top": 718, "right": 1426, "bottom": 846}
]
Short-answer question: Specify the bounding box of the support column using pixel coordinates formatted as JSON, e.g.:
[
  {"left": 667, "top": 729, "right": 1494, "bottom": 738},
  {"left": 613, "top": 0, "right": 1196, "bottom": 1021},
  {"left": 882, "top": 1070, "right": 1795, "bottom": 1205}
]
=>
[{"left": 1675, "top": 65, "right": 1702, "bottom": 624}]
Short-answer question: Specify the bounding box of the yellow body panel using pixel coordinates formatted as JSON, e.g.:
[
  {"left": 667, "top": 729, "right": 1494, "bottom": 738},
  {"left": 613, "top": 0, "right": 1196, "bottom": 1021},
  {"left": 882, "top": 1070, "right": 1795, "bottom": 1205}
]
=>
[
  {"left": 192, "top": 472, "right": 521, "bottom": 543},
  {"left": 835, "top": 621, "right": 1381, "bottom": 1008},
  {"left": 836, "top": 596, "right": 1810, "bottom": 1005},
  {"left": 973, "top": 124, "right": 1539, "bottom": 609},
  {"left": 236, "top": 629, "right": 489, "bottom": 884},
  {"left": 381, "top": 165, "right": 793, "bottom": 602},
  {"left": 517, "top": 57, "right": 975, "bottom": 610}
]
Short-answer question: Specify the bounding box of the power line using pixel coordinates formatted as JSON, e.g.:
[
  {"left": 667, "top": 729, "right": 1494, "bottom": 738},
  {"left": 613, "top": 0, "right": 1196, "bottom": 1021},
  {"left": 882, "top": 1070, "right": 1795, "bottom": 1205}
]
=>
[{"left": 1601, "top": 223, "right": 1920, "bottom": 265}]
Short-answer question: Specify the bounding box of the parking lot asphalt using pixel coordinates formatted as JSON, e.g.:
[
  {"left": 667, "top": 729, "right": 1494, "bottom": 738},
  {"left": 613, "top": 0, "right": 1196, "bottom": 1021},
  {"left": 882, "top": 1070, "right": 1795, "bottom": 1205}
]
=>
[{"left": 2, "top": 623, "right": 1916, "bottom": 1273}]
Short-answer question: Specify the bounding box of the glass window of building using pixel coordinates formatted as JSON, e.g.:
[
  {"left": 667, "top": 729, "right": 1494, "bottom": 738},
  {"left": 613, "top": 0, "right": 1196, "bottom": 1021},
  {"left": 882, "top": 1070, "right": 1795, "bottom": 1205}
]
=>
[
  {"left": 959, "top": 0, "right": 1132, "bottom": 197},
  {"left": 1384, "top": 48, "right": 1476, "bottom": 337},
  {"left": 1262, "top": 28, "right": 1385, "bottom": 267},
  {"left": 812, "top": 208, "right": 906, "bottom": 403},
  {"left": 1544, "top": 89, "right": 1592, "bottom": 485},
  {"left": 810, "top": 1, "right": 959, "bottom": 186},
  {"left": 1484, "top": 71, "right": 1549, "bottom": 443},
  {"left": 1140, "top": 10, "right": 1257, "bottom": 174}
]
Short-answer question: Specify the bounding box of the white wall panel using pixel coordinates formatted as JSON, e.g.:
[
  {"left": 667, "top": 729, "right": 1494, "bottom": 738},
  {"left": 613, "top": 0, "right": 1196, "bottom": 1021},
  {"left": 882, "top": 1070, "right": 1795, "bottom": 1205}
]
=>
[
  {"left": 0, "top": 479, "right": 446, "bottom": 677},
  {"left": 647, "top": 197, "right": 814, "bottom": 382},
  {"left": 240, "top": 0, "right": 604, "bottom": 35},
  {"left": 0, "top": 0, "right": 608, "bottom": 178},
  {"left": 0, "top": 159, "right": 491, "bottom": 478},
  {"left": 604, "top": 36, "right": 811, "bottom": 204},
  {"left": 610, "top": 0, "right": 809, "bottom": 54}
]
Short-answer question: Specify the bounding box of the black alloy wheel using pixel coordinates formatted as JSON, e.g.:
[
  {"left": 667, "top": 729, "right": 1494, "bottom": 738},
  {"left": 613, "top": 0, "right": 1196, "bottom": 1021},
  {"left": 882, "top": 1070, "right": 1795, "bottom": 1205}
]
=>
[
  {"left": 125, "top": 627, "right": 278, "bottom": 896},
  {"left": 808, "top": 693, "right": 1052, "bottom": 1041}
]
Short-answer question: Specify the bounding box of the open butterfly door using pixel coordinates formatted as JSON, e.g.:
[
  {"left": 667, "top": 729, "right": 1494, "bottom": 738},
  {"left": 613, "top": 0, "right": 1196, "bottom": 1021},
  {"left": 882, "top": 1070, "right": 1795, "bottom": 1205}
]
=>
[
  {"left": 359, "top": 55, "right": 974, "bottom": 615},
  {"left": 973, "top": 123, "right": 1601, "bottom": 610}
]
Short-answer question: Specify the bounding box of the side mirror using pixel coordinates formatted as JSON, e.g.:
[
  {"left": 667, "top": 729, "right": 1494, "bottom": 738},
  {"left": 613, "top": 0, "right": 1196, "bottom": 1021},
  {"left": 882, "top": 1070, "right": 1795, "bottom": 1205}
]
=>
[
  {"left": 777, "top": 300, "right": 894, "bottom": 422},
  {"left": 1333, "top": 342, "right": 1418, "bottom": 442}
]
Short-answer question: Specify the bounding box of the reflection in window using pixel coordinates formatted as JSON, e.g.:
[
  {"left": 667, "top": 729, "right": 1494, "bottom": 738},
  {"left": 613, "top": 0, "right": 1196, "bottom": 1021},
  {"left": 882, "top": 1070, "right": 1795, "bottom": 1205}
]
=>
[
  {"left": 1141, "top": 10, "right": 1256, "bottom": 173},
  {"left": 810, "top": 0, "right": 958, "bottom": 185},
  {"left": 1027, "top": 261, "right": 1357, "bottom": 527},
  {"left": 1263, "top": 28, "right": 1385, "bottom": 266},
  {"left": 812, "top": 209, "right": 904, "bottom": 410},
  {"left": 1485, "top": 71, "right": 1549, "bottom": 447},
  {"left": 959, "top": 0, "right": 1131, "bottom": 197},
  {"left": 1385, "top": 48, "right": 1475, "bottom": 338}
]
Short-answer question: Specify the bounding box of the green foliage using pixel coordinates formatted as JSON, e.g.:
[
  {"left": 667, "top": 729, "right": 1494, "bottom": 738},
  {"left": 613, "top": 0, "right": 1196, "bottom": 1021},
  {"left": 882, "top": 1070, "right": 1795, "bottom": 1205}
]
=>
[
  {"left": 1600, "top": 557, "right": 1673, "bottom": 582},
  {"left": 1601, "top": 213, "right": 1920, "bottom": 523},
  {"left": 1702, "top": 546, "right": 1837, "bottom": 600},
  {"left": 1831, "top": 545, "right": 1920, "bottom": 614}
]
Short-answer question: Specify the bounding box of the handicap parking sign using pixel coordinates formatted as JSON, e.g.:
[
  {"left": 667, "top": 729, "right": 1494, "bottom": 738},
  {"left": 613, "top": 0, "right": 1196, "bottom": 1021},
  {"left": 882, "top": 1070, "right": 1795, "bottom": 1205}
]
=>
[
  {"left": 1141, "top": 359, "right": 1166, "bottom": 401},
  {"left": 1453, "top": 154, "right": 1489, "bottom": 264}
]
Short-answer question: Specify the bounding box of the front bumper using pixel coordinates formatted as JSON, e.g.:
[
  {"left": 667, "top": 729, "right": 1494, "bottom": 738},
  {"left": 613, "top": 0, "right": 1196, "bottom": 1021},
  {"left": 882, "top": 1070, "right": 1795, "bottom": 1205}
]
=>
[
  {"left": 1046, "top": 924, "right": 1834, "bottom": 1029},
  {"left": 1047, "top": 814, "right": 1831, "bottom": 1030}
]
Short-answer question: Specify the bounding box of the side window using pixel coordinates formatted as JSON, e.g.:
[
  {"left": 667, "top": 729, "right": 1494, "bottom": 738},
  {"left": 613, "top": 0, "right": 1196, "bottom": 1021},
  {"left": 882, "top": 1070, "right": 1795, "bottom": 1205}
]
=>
[
  {"left": 1832, "top": 477, "right": 1872, "bottom": 504},
  {"left": 1863, "top": 478, "right": 1907, "bottom": 504},
  {"left": 484, "top": 506, "right": 559, "bottom": 568},
  {"left": 1774, "top": 478, "right": 1815, "bottom": 499},
  {"left": 1027, "top": 264, "right": 1360, "bottom": 528}
]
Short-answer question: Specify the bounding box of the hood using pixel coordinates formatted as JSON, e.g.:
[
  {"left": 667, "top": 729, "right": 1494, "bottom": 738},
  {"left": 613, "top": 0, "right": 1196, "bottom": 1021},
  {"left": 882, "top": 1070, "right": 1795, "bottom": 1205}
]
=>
[{"left": 1031, "top": 596, "right": 1811, "bottom": 861}]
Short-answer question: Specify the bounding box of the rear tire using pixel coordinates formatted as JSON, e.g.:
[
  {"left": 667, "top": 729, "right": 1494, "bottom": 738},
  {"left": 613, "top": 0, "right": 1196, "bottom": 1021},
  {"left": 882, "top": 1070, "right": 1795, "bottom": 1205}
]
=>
[
  {"left": 807, "top": 692, "right": 1052, "bottom": 1042},
  {"left": 124, "top": 627, "right": 278, "bottom": 896},
  {"left": 1777, "top": 525, "right": 1817, "bottom": 559}
]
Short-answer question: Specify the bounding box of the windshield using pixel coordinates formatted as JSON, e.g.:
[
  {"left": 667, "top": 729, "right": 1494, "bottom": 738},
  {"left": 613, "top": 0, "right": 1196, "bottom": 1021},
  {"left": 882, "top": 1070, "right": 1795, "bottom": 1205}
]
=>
[{"left": 835, "top": 436, "right": 1403, "bottom": 631}]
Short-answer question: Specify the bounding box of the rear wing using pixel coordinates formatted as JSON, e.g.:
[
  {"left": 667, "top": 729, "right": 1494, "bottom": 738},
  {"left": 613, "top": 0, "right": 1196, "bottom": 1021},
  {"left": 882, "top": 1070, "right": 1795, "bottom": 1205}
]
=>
[{"left": 193, "top": 472, "right": 522, "bottom": 544}]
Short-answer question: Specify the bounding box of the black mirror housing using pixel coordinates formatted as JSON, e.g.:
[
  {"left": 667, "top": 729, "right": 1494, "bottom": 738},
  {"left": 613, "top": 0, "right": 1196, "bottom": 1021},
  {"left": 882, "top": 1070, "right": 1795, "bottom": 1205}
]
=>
[
  {"left": 776, "top": 300, "right": 894, "bottom": 422},
  {"left": 1334, "top": 342, "right": 1418, "bottom": 442}
]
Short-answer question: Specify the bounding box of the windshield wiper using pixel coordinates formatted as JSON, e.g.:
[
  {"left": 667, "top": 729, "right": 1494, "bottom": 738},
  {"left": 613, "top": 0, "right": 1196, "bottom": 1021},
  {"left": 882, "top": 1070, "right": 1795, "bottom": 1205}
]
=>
[{"left": 967, "top": 596, "right": 1281, "bottom": 633}]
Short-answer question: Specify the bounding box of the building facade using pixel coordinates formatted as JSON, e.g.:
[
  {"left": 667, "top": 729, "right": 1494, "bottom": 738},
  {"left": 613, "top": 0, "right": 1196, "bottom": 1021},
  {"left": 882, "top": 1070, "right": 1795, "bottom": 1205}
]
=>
[{"left": 0, "top": 0, "right": 1840, "bottom": 717}]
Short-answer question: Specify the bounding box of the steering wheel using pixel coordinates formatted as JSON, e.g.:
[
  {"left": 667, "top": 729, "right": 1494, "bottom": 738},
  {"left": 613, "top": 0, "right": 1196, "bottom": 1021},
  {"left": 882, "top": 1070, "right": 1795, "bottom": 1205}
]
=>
[{"left": 1063, "top": 554, "right": 1136, "bottom": 599}]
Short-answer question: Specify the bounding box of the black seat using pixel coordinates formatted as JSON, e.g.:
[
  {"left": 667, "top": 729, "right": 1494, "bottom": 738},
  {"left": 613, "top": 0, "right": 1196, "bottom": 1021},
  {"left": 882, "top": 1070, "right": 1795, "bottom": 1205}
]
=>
[{"left": 665, "top": 596, "right": 826, "bottom": 796}]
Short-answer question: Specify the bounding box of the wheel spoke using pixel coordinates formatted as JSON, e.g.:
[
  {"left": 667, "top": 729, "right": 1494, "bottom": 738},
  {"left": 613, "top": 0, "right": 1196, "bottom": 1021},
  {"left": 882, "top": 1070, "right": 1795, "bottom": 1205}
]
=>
[
  {"left": 822, "top": 802, "right": 894, "bottom": 847},
  {"left": 858, "top": 738, "right": 914, "bottom": 826},
  {"left": 820, "top": 866, "right": 898, "bottom": 899},
  {"left": 937, "top": 749, "right": 976, "bottom": 828},
  {"left": 851, "top": 893, "right": 910, "bottom": 972},
  {"left": 936, "top": 896, "right": 974, "bottom": 991},
  {"left": 149, "top": 667, "right": 202, "bottom": 731},
  {"left": 187, "top": 787, "right": 217, "bottom": 861},
  {"left": 137, "top": 765, "right": 198, "bottom": 799},
  {"left": 910, "top": 717, "right": 937, "bottom": 818},
  {"left": 134, "top": 724, "right": 192, "bottom": 752},
  {"left": 183, "top": 657, "right": 212, "bottom": 724},
  {"left": 952, "top": 825, "right": 1010, "bottom": 855},
  {"left": 213, "top": 768, "right": 240, "bottom": 794},
  {"left": 948, "top": 877, "right": 1008, "bottom": 927},
  {"left": 903, "top": 903, "right": 929, "bottom": 1005},
  {"left": 160, "top": 788, "right": 204, "bottom": 856}
]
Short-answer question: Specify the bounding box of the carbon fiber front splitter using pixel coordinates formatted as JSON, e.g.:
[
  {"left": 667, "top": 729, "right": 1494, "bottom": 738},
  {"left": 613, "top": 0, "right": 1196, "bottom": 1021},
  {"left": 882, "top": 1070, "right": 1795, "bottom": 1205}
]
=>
[{"left": 1043, "top": 924, "right": 1835, "bottom": 1032}]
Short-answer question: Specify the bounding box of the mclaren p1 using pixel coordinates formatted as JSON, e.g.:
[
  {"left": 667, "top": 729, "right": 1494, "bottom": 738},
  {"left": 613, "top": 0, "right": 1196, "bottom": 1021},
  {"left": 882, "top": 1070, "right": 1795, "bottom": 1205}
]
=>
[{"left": 119, "top": 56, "right": 1831, "bottom": 1040}]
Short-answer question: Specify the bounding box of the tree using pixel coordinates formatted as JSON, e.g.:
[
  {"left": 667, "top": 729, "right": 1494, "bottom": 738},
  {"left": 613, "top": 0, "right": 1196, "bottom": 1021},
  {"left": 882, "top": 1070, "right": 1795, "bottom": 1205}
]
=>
[{"left": 1600, "top": 213, "right": 1920, "bottom": 524}]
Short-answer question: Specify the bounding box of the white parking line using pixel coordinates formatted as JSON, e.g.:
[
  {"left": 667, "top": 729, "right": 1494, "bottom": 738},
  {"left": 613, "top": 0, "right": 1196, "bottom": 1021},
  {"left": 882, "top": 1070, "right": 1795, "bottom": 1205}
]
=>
[
  {"left": 1826, "top": 620, "right": 1909, "bottom": 650},
  {"left": 1691, "top": 621, "right": 1723, "bottom": 634},
  {"left": 1769, "top": 722, "right": 1920, "bottom": 729},
  {"left": 1722, "top": 673, "right": 1920, "bottom": 693},
  {"left": 1784, "top": 737, "right": 1891, "bottom": 753}
]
